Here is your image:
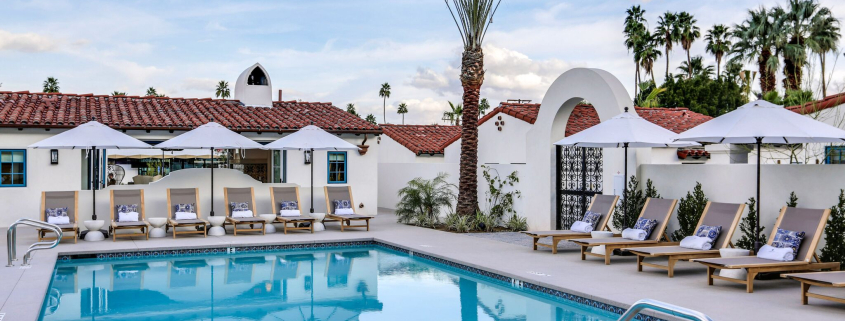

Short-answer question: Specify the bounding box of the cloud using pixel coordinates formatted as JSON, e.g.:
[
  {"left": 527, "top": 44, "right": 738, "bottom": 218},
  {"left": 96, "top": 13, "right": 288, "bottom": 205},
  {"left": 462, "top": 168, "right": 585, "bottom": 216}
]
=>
[
  {"left": 409, "top": 67, "right": 453, "bottom": 93},
  {"left": 0, "top": 29, "right": 58, "bottom": 52},
  {"left": 399, "top": 97, "right": 455, "bottom": 125},
  {"left": 181, "top": 77, "right": 219, "bottom": 92},
  {"left": 205, "top": 21, "right": 227, "bottom": 31}
]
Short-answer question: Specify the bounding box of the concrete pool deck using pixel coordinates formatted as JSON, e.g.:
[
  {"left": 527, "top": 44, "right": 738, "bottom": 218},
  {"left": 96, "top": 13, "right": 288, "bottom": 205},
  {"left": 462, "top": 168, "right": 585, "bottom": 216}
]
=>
[{"left": 1, "top": 209, "right": 843, "bottom": 321}]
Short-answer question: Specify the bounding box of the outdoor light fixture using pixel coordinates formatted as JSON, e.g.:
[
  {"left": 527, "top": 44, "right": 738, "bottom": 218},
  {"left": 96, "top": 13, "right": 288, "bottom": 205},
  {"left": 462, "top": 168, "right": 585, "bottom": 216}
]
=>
[
  {"left": 50, "top": 149, "right": 59, "bottom": 164},
  {"left": 304, "top": 150, "right": 312, "bottom": 164}
]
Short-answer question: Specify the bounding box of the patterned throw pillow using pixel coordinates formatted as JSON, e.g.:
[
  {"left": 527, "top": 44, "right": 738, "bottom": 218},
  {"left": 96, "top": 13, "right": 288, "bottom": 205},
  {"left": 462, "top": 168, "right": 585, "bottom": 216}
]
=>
[
  {"left": 772, "top": 228, "right": 805, "bottom": 258},
  {"left": 45, "top": 207, "right": 69, "bottom": 218},
  {"left": 174, "top": 203, "right": 195, "bottom": 213},
  {"left": 694, "top": 225, "right": 722, "bottom": 241},
  {"left": 581, "top": 211, "right": 602, "bottom": 229},
  {"left": 116, "top": 204, "right": 138, "bottom": 214},
  {"left": 633, "top": 218, "right": 658, "bottom": 239},
  {"left": 333, "top": 199, "right": 352, "bottom": 210},
  {"left": 280, "top": 201, "right": 299, "bottom": 211},
  {"left": 229, "top": 202, "right": 250, "bottom": 212}
]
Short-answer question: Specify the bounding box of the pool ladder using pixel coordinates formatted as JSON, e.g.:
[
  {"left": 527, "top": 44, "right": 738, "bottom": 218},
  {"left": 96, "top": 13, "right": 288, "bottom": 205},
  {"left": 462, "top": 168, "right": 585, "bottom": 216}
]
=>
[
  {"left": 6, "top": 218, "right": 62, "bottom": 267},
  {"left": 618, "top": 299, "right": 712, "bottom": 321}
]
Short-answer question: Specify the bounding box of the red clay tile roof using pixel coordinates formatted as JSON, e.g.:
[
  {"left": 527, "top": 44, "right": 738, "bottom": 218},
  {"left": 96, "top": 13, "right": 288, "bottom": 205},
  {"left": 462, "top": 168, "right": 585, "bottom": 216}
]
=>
[
  {"left": 380, "top": 124, "right": 461, "bottom": 155},
  {"left": 786, "top": 92, "right": 845, "bottom": 115},
  {"left": 0, "top": 91, "right": 381, "bottom": 134},
  {"left": 439, "top": 102, "right": 713, "bottom": 149}
]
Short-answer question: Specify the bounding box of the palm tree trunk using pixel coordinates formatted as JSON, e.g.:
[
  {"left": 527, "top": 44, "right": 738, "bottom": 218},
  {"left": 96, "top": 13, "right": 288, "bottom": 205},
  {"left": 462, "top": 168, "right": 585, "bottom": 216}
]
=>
[
  {"left": 650, "top": 70, "right": 655, "bottom": 85},
  {"left": 665, "top": 46, "right": 670, "bottom": 79},
  {"left": 686, "top": 49, "right": 692, "bottom": 78},
  {"left": 759, "top": 49, "right": 775, "bottom": 93},
  {"left": 383, "top": 97, "right": 386, "bottom": 124},
  {"left": 716, "top": 57, "right": 721, "bottom": 80},
  {"left": 456, "top": 48, "right": 484, "bottom": 216},
  {"left": 820, "top": 53, "right": 827, "bottom": 97}
]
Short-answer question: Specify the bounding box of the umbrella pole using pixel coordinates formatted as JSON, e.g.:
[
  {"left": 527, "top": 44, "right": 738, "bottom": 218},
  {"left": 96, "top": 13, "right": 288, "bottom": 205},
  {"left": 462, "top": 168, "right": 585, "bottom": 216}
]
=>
[
  {"left": 92, "top": 146, "right": 98, "bottom": 221},
  {"left": 755, "top": 138, "right": 762, "bottom": 252},
  {"left": 310, "top": 148, "right": 315, "bottom": 213},
  {"left": 210, "top": 147, "right": 215, "bottom": 217},
  {"left": 623, "top": 143, "right": 628, "bottom": 228}
]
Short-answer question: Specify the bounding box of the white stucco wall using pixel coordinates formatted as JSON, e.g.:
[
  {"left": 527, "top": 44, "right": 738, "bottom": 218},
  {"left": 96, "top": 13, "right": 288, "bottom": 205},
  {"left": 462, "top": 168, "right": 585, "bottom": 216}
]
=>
[
  {"left": 0, "top": 128, "right": 379, "bottom": 227},
  {"left": 477, "top": 114, "right": 532, "bottom": 165}
]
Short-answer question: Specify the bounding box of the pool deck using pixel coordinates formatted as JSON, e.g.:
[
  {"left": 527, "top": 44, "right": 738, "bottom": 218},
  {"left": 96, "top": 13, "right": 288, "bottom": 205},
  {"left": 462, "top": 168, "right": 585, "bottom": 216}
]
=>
[{"left": 2, "top": 209, "right": 844, "bottom": 321}]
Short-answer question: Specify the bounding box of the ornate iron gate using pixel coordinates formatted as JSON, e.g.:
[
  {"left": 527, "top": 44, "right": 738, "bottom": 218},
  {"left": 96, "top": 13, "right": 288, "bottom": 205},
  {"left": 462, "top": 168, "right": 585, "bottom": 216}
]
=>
[{"left": 556, "top": 146, "right": 603, "bottom": 229}]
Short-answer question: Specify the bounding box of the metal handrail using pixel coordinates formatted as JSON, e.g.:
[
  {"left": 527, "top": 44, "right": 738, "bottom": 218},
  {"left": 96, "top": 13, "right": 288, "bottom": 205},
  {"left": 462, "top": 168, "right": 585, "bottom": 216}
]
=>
[
  {"left": 6, "top": 218, "right": 62, "bottom": 267},
  {"left": 618, "top": 299, "right": 712, "bottom": 321}
]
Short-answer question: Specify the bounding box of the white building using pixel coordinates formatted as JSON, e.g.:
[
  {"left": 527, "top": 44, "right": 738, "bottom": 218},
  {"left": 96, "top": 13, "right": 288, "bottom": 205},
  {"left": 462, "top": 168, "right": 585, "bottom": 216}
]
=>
[{"left": 0, "top": 64, "right": 381, "bottom": 227}]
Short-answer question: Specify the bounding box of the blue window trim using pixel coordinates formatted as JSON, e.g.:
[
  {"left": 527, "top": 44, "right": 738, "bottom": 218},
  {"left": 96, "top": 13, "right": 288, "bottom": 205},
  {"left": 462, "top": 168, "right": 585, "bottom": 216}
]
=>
[
  {"left": 825, "top": 146, "right": 845, "bottom": 164},
  {"left": 0, "top": 149, "right": 26, "bottom": 187},
  {"left": 327, "top": 151, "right": 347, "bottom": 184}
]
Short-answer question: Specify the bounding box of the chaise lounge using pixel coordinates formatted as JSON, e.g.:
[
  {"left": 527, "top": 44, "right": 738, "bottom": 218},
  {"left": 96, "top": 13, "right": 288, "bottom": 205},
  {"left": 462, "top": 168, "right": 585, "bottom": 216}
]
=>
[
  {"left": 109, "top": 189, "right": 151, "bottom": 241},
  {"left": 693, "top": 206, "right": 840, "bottom": 293},
  {"left": 784, "top": 271, "right": 845, "bottom": 305},
  {"left": 627, "top": 202, "right": 745, "bottom": 277},
  {"left": 270, "top": 186, "right": 315, "bottom": 234},
  {"left": 570, "top": 198, "right": 678, "bottom": 265},
  {"left": 166, "top": 188, "right": 208, "bottom": 238},
  {"left": 522, "top": 194, "right": 619, "bottom": 254},
  {"left": 223, "top": 187, "right": 265, "bottom": 236},
  {"left": 38, "top": 191, "right": 80, "bottom": 243},
  {"left": 324, "top": 186, "right": 373, "bottom": 232}
]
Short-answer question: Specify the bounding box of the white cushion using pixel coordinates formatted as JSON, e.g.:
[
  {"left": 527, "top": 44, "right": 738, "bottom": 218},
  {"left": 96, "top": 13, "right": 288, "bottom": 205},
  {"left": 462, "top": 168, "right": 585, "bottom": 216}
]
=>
[
  {"left": 175, "top": 212, "right": 197, "bottom": 220},
  {"left": 335, "top": 208, "right": 355, "bottom": 215},
  {"left": 232, "top": 210, "right": 253, "bottom": 218},
  {"left": 280, "top": 209, "right": 301, "bottom": 217},
  {"left": 47, "top": 216, "right": 70, "bottom": 225},
  {"left": 119, "top": 211, "right": 139, "bottom": 222}
]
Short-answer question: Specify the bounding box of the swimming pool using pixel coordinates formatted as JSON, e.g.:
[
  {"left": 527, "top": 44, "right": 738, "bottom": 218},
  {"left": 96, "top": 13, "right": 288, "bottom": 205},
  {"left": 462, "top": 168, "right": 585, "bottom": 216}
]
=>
[{"left": 40, "top": 245, "right": 619, "bottom": 321}]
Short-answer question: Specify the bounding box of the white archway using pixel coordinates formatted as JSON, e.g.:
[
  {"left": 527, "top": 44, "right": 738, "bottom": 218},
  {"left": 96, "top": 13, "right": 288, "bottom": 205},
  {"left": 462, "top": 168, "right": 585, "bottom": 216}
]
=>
[{"left": 523, "top": 68, "right": 635, "bottom": 230}]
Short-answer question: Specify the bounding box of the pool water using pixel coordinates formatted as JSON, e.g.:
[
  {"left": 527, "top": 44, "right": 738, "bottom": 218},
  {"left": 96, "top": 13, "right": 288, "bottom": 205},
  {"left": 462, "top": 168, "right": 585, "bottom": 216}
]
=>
[{"left": 40, "top": 247, "right": 616, "bottom": 321}]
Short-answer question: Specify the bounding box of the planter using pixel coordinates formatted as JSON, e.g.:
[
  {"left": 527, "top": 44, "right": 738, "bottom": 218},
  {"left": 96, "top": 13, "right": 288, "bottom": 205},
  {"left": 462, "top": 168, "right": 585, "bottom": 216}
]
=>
[
  {"left": 677, "top": 150, "right": 689, "bottom": 159},
  {"left": 357, "top": 145, "right": 369, "bottom": 155}
]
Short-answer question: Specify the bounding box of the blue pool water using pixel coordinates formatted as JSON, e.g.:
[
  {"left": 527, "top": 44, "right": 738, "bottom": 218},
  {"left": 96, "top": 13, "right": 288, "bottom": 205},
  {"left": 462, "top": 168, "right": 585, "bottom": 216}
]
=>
[{"left": 40, "top": 246, "right": 617, "bottom": 320}]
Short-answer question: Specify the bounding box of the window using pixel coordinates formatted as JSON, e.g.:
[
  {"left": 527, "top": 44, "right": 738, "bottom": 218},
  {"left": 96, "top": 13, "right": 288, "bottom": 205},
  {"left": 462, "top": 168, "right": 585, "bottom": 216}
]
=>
[
  {"left": 825, "top": 146, "right": 845, "bottom": 164},
  {"left": 273, "top": 150, "right": 287, "bottom": 183},
  {"left": 327, "top": 151, "right": 347, "bottom": 184},
  {"left": 247, "top": 67, "right": 268, "bottom": 86},
  {"left": 0, "top": 150, "right": 26, "bottom": 187}
]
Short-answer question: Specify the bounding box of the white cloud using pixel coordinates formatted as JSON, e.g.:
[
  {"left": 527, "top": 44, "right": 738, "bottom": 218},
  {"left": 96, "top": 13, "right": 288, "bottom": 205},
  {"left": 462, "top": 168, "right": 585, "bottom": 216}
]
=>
[
  {"left": 205, "top": 21, "right": 227, "bottom": 31},
  {"left": 0, "top": 29, "right": 58, "bottom": 52},
  {"left": 409, "top": 67, "right": 452, "bottom": 93},
  {"left": 181, "top": 77, "right": 218, "bottom": 92}
]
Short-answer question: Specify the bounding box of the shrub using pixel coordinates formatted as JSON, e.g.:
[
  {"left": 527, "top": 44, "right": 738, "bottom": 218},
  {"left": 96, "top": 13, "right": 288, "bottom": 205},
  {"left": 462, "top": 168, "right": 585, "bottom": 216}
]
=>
[
  {"left": 787, "top": 191, "right": 798, "bottom": 207},
  {"left": 820, "top": 190, "right": 845, "bottom": 263},
  {"left": 658, "top": 76, "right": 745, "bottom": 116},
  {"left": 505, "top": 214, "right": 528, "bottom": 231},
  {"left": 612, "top": 177, "right": 660, "bottom": 230},
  {"left": 474, "top": 210, "right": 497, "bottom": 232},
  {"left": 736, "top": 197, "right": 767, "bottom": 251},
  {"left": 396, "top": 173, "right": 455, "bottom": 226},
  {"left": 480, "top": 165, "right": 521, "bottom": 224},
  {"left": 671, "top": 182, "right": 709, "bottom": 241}
]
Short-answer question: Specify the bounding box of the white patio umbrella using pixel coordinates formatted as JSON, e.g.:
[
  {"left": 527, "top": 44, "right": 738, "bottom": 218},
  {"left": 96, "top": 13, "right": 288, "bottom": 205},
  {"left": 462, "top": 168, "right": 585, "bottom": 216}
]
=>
[
  {"left": 265, "top": 125, "right": 360, "bottom": 213},
  {"left": 106, "top": 148, "right": 212, "bottom": 159},
  {"left": 28, "top": 120, "right": 152, "bottom": 220},
  {"left": 676, "top": 99, "right": 845, "bottom": 249},
  {"left": 156, "top": 122, "right": 265, "bottom": 216},
  {"left": 554, "top": 108, "right": 697, "bottom": 227}
]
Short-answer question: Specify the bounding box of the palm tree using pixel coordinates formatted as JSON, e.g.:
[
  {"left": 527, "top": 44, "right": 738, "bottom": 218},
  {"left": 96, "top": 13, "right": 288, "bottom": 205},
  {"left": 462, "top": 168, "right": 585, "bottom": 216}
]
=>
[
  {"left": 705, "top": 24, "right": 731, "bottom": 78},
  {"left": 807, "top": 5, "right": 840, "bottom": 96},
  {"left": 779, "top": 0, "right": 823, "bottom": 91},
  {"left": 42, "top": 77, "right": 60, "bottom": 93},
  {"left": 111, "top": 91, "right": 126, "bottom": 96},
  {"left": 364, "top": 114, "right": 377, "bottom": 125},
  {"left": 378, "top": 82, "right": 391, "bottom": 123},
  {"left": 478, "top": 98, "right": 490, "bottom": 117},
  {"left": 445, "top": 0, "right": 501, "bottom": 216},
  {"left": 731, "top": 7, "right": 779, "bottom": 93},
  {"left": 624, "top": 5, "right": 648, "bottom": 91},
  {"left": 397, "top": 102, "right": 409, "bottom": 124},
  {"left": 215, "top": 80, "right": 230, "bottom": 99},
  {"left": 676, "top": 56, "right": 715, "bottom": 79},
  {"left": 676, "top": 12, "right": 701, "bottom": 79},
  {"left": 444, "top": 101, "right": 463, "bottom": 126},
  {"left": 638, "top": 32, "right": 663, "bottom": 84},
  {"left": 145, "top": 87, "right": 163, "bottom": 97},
  {"left": 346, "top": 103, "right": 360, "bottom": 117},
  {"left": 655, "top": 12, "right": 678, "bottom": 79},
  {"left": 635, "top": 85, "right": 666, "bottom": 108}
]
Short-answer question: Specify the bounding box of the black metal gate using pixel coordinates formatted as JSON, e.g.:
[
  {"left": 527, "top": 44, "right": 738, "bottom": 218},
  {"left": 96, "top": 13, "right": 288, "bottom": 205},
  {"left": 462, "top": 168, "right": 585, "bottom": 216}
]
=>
[{"left": 556, "top": 146, "right": 603, "bottom": 229}]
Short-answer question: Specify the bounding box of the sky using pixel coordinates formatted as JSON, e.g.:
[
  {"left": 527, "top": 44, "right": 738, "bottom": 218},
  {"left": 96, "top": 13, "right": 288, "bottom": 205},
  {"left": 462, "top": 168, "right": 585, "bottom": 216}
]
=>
[{"left": 1, "top": 0, "right": 844, "bottom": 125}]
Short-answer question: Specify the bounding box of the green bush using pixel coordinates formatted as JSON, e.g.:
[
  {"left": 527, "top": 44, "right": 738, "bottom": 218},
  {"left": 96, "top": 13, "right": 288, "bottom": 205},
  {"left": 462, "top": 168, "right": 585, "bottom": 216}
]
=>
[
  {"left": 395, "top": 173, "right": 455, "bottom": 226},
  {"left": 612, "top": 177, "right": 660, "bottom": 230},
  {"left": 505, "top": 213, "right": 528, "bottom": 231},
  {"left": 736, "top": 197, "right": 767, "bottom": 251},
  {"left": 820, "top": 190, "right": 845, "bottom": 263},
  {"left": 474, "top": 210, "right": 497, "bottom": 232},
  {"left": 671, "top": 182, "right": 709, "bottom": 241},
  {"left": 658, "top": 76, "right": 745, "bottom": 116}
]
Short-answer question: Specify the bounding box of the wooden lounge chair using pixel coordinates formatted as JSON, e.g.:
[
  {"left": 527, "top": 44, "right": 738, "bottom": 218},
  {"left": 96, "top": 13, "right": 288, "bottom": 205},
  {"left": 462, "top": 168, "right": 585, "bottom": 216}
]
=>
[
  {"left": 109, "top": 189, "right": 151, "bottom": 241},
  {"left": 323, "top": 186, "right": 373, "bottom": 232},
  {"left": 270, "top": 186, "right": 315, "bottom": 234},
  {"left": 223, "top": 187, "right": 265, "bottom": 236},
  {"left": 38, "top": 191, "right": 79, "bottom": 243},
  {"left": 784, "top": 271, "right": 845, "bottom": 305},
  {"left": 522, "top": 194, "right": 619, "bottom": 254},
  {"left": 570, "top": 198, "right": 678, "bottom": 265},
  {"left": 628, "top": 202, "right": 745, "bottom": 277},
  {"left": 166, "top": 188, "right": 208, "bottom": 238},
  {"left": 693, "top": 206, "right": 840, "bottom": 293}
]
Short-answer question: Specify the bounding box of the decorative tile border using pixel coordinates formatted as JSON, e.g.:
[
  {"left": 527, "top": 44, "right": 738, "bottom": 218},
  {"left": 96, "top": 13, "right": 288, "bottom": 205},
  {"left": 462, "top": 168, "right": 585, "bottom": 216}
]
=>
[{"left": 56, "top": 240, "right": 661, "bottom": 321}]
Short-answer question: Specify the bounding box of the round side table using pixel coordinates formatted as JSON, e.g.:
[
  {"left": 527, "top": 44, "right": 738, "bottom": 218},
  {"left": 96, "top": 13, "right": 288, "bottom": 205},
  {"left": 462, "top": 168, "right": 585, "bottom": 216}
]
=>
[
  {"left": 719, "top": 248, "right": 751, "bottom": 279},
  {"left": 260, "top": 214, "right": 277, "bottom": 233},
  {"left": 83, "top": 220, "right": 105, "bottom": 241},
  {"left": 148, "top": 218, "right": 168, "bottom": 238},
  {"left": 208, "top": 216, "right": 226, "bottom": 236},
  {"left": 310, "top": 213, "right": 326, "bottom": 231}
]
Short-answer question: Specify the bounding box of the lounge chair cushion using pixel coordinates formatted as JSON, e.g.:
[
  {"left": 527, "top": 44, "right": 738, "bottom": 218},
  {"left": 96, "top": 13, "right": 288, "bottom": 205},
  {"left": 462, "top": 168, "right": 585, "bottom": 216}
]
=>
[
  {"left": 280, "top": 201, "right": 298, "bottom": 210},
  {"left": 114, "top": 221, "right": 147, "bottom": 227},
  {"left": 695, "top": 225, "right": 722, "bottom": 240},
  {"left": 231, "top": 217, "right": 264, "bottom": 223},
  {"left": 772, "top": 228, "right": 805, "bottom": 258},
  {"left": 633, "top": 218, "right": 657, "bottom": 239},
  {"left": 174, "top": 203, "right": 196, "bottom": 213},
  {"left": 582, "top": 211, "right": 602, "bottom": 229},
  {"left": 172, "top": 219, "right": 205, "bottom": 225},
  {"left": 54, "top": 223, "right": 76, "bottom": 229}
]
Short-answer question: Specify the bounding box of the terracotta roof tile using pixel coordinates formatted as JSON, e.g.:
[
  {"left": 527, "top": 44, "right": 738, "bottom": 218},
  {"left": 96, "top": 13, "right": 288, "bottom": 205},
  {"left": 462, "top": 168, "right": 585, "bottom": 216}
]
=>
[
  {"left": 0, "top": 92, "right": 381, "bottom": 134},
  {"left": 785, "top": 92, "right": 845, "bottom": 115},
  {"left": 381, "top": 124, "right": 461, "bottom": 155}
]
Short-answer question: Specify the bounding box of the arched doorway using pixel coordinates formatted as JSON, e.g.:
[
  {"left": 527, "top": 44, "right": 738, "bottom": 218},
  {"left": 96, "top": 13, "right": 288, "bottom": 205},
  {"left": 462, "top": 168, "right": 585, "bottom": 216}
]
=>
[{"left": 522, "top": 68, "right": 634, "bottom": 230}]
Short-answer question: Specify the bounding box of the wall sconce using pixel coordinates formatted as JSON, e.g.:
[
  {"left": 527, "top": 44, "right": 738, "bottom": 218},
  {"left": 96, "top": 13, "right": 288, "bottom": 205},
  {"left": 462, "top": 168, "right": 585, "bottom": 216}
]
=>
[
  {"left": 50, "top": 149, "right": 59, "bottom": 164},
  {"left": 304, "top": 150, "right": 312, "bottom": 164}
]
